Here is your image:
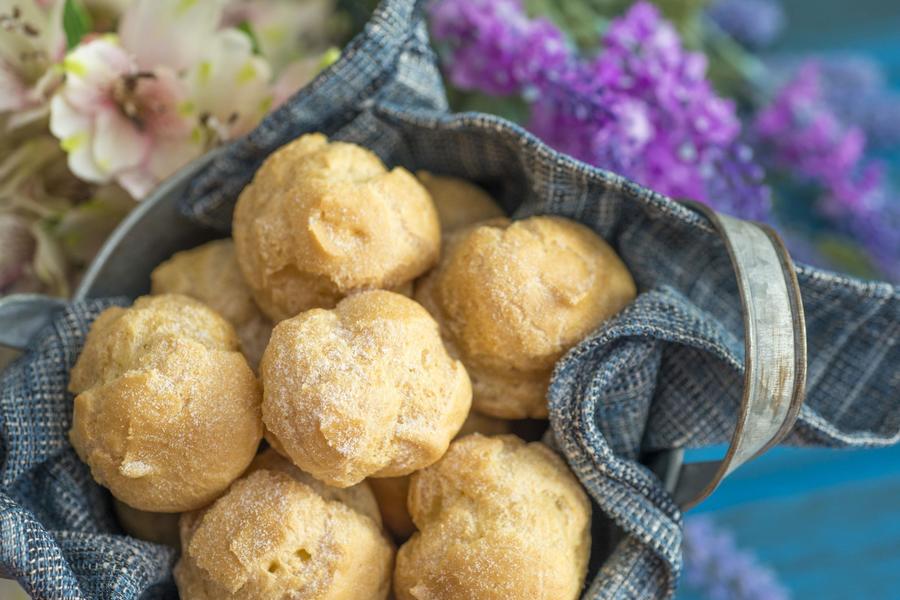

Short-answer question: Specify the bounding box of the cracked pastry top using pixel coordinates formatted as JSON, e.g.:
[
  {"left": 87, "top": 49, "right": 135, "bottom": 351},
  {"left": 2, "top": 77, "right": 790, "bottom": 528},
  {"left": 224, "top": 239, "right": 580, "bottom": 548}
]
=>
[
  {"left": 233, "top": 133, "right": 440, "bottom": 321},
  {"left": 68, "top": 294, "right": 262, "bottom": 512},
  {"left": 260, "top": 290, "right": 472, "bottom": 488},
  {"left": 394, "top": 434, "right": 591, "bottom": 600},
  {"left": 174, "top": 461, "right": 394, "bottom": 600},
  {"left": 415, "top": 215, "right": 636, "bottom": 419}
]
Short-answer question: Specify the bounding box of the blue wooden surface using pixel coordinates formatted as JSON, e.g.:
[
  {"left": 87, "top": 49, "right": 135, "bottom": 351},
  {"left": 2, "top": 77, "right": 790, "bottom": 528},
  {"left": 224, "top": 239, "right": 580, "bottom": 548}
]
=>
[
  {"left": 678, "top": 2, "right": 900, "bottom": 598},
  {"left": 678, "top": 446, "right": 900, "bottom": 599}
]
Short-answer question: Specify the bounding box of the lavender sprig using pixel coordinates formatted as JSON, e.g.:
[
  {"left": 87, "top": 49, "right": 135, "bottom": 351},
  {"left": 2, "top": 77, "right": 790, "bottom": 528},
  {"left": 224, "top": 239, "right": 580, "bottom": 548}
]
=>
[
  {"left": 428, "top": 0, "right": 571, "bottom": 96},
  {"left": 683, "top": 516, "right": 791, "bottom": 600},
  {"left": 429, "top": 0, "right": 772, "bottom": 221},
  {"left": 754, "top": 63, "right": 882, "bottom": 211},
  {"left": 816, "top": 56, "right": 900, "bottom": 151},
  {"left": 753, "top": 61, "right": 899, "bottom": 280}
]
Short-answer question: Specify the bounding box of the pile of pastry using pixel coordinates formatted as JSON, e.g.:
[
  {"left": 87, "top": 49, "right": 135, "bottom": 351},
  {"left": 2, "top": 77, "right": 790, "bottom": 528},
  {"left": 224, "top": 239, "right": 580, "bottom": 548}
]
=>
[{"left": 68, "top": 134, "right": 636, "bottom": 599}]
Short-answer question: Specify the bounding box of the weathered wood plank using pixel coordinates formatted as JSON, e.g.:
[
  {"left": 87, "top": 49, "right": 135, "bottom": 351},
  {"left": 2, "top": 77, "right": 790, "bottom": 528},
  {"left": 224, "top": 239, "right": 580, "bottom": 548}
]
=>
[{"left": 680, "top": 445, "right": 900, "bottom": 599}]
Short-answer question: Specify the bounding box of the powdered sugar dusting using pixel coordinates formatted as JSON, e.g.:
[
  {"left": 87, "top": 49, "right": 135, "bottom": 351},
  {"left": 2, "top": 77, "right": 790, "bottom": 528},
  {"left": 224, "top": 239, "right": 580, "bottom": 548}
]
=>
[{"left": 261, "top": 290, "right": 470, "bottom": 487}]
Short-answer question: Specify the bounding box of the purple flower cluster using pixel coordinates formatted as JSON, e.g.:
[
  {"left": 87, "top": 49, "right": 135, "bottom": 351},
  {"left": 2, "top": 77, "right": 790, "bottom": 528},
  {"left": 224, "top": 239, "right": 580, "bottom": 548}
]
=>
[
  {"left": 429, "top": 0, "right": 771, "bottom": 220},
  {"left": 683, "top": 516, "right": 791, "bottom": 600},
  {"left": 428, "top": 0, "right": 570, "bottom": 96},
  {"left": 755, "top": 63, "right": 883, "bottom": 212},
  {"left": 533, "top": 2, "right": 770, "bottom": 218},
  {"left": 815, "top": 55, "right": 900, "bottom": 151},
  {"left": 754, "top": 61, "right": 899, "bottom": 279},
  {"left": 707, "top": 0, "right": 787, "bottom": 50}
]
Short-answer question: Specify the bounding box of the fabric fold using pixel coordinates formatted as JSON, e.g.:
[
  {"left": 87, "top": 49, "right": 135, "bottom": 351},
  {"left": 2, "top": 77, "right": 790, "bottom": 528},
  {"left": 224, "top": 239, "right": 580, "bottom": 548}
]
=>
[{"left": 1, "top": 0, "right": 897, "bottom": 597}]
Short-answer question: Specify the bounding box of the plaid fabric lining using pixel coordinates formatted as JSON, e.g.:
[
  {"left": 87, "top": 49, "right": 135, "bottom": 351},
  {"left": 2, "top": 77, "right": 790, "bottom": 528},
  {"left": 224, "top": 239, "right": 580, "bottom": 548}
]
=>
[{"left": 1, "top": 0, "right": 897, "bottom": 597}]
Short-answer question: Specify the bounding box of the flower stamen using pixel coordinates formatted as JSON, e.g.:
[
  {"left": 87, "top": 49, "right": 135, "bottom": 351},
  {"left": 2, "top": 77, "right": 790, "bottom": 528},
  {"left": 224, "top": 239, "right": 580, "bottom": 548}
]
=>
[
  {"left": 112, "top": 72, "right": 159, "bottom": 130},
  {"left": 0, "top": 6, "right": 41, "bottom": 37}
]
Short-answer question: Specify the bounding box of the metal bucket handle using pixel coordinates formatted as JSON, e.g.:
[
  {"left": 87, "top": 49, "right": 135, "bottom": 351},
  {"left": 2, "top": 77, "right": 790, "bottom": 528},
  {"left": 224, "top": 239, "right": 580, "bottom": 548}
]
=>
[
  {"left": 0, "top": 204, "right": 807, "bottom": 510},
  {"left": 670, "top": 202, "right": 807, "bottom": 509}
]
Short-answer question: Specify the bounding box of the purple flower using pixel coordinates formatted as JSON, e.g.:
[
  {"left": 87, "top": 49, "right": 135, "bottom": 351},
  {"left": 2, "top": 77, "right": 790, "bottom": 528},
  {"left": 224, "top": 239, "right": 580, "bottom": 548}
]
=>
[
  {"left": 754, "top": 61, "right": 899, "bottom": 279},
  {"left": 815, "top": 55, "right": 900, "bottom": 151},
  {"left": 856, "top": 96, "right": 900, "bottom": 151},
  {"left": 755, "top": 63, "right": 882, "bottom": 208},
  {"left": 707, "top": 0, "right": 787, "bottom": 50},
  {"left": 527, "top": 2, "right": 768, "bottom": 218},
  {"left": 430, "top": 0, "right": 771, "bottom": 219},
  {"left": 683, "top": 516, "right": 791, "bottom": 600},
  {"left": 429, "top": 0, "right": 570, "bottom": 96},
  {"left": 704, "top": 144, "right": 772, "bottom": 222}
]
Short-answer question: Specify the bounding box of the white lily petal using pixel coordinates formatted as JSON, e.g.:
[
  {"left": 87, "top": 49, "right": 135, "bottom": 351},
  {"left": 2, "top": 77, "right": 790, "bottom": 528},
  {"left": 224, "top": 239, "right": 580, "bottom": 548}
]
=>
[
  {"left": 187, "top": 28, "right": 273, "bottom": 139},
  {"left": 50, "top": 97, "right": 99, "bottom": 186},
  {"left": 222, "top": 0, "right": 334, "bottom": 72},
  {"left": 119, "top": 0, "right": 227, "bottom": 71},
  {"left": 62, "top": 38, "right": 133, "bottom": 112},
  {"left": 93, "top": 109, "right": 149, "bottom": 174},
  {"left": 49, "top": 93, "right": 104, "bottom": 184},
  {"left": 63, "top": 37, "right": 130, "bottom": 85},
  {"left": 116, "top": 167, "right": 158, "bottom": 200},
  {"left": 66, "top": 130, "right": 108, "bottom": 184},
  {"left": 49, "top": 95, "right": 91, "bottom": 139},
  {"left": 8, "top": 0, "right": 65, "bottom": 59}
]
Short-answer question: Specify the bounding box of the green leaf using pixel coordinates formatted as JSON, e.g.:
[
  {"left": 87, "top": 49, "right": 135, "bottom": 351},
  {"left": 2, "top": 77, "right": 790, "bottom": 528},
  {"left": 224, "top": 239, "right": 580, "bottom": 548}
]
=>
[
  {"left": 524, "top": 0, "right": 714, "bottom": 52},
  {"left": 816, "top": 237, "right": 880, "bottom": 280},
  {"left": 62, "top": 0, "right": 93, "bottom": 50},
  {"left": 237, "top": 21, "right": 262, "bottom": 55},
  {"left": 446, "top": 89, "right": 532, "bottom": 124},
  {"left": 524, "top": 0, "right": 614, "bottom": 52},
  {"left": 317, "top": 47, "right": 342, "bottom": 71}
]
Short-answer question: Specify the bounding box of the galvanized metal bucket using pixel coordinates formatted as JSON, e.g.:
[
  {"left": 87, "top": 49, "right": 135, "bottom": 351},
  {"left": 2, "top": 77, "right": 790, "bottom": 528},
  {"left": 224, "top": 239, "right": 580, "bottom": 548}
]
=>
[{"left": 0, "top": 146, "right": 807, "bottom": 563}]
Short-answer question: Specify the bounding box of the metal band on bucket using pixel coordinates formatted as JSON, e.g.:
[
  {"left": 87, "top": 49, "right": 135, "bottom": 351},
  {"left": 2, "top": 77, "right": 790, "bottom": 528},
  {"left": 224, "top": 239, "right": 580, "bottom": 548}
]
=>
[{"left": 673, "top": 202, "right": 807, "bottom": 510}]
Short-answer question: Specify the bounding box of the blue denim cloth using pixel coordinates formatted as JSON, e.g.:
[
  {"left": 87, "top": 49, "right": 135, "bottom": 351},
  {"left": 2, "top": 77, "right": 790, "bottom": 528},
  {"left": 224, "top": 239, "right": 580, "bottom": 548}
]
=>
[{"left": 1, "top": 1, "right": 898, "bottom": 598}]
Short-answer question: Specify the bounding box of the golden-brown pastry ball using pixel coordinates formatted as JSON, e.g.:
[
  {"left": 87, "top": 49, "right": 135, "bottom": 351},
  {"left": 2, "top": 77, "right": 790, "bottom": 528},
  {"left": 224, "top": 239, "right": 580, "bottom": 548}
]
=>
[
  {"left": 416, "top": 216, "right": 636, "bottom": 419},
  {"left": 68, "top": 294, "right": 263, "bottom": 512},
  {"left": 369, "top": 411, "right": 511, "bottom": 540},
  {"left": 261, "top": 290, "right": 471, "bottom": 488},
  {"left": 150, "top": 238, "right": 272, "bottom": 368},
  {"left": 233, "top": 133, "right": 441, "bottom": 321},
  {"left": 394, "top": 434, "right": 591, "bottom": 600},
  {"left": 248, "top": 448, "right": 383, "bottom": 528},
  {"left": 174, "top": 468, "right": 394, "bottom": 600},
  {"left": 113, "top": 499, "right": 181, "bottom": 548},
  {"left": 416, "top": 171, "right": 504, "bottom": 232}
]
